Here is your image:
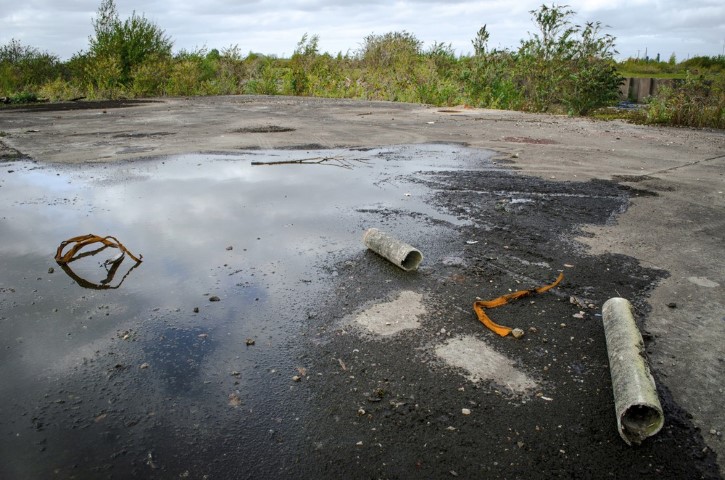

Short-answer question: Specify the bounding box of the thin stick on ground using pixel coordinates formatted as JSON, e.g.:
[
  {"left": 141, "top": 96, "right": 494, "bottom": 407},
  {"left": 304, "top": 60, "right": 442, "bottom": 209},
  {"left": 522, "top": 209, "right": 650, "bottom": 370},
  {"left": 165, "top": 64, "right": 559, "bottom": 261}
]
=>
[{"left": 250, "top": 156, "right": 370, "bottom": 169}]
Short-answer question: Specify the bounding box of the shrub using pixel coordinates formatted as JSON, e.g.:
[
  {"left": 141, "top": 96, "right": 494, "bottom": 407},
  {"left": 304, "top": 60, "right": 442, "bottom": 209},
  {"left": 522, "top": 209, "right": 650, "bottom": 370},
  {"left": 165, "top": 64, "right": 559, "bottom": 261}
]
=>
[
  {"left": 358, "top": 31, "right": 422, "bottom": 71},
  {"left": 0, "top": 39, "right": 60, "bottom": 95},
  {"left": 285, "top": 33, "right": 319, "bottom": 95},
  {"left": 130, "top": 55, "right": 171, "bottom": 97},
  {"left": 244, "top": 56, "right": 282, "bottom": 95},
  {"left": 645, "top": 73, "right": 725, "bottom": 128},
  {"left": 84, "top": 54, "right": 124, "bottom": 99},
  {"left": 38, "top": 78, "right": 85, "bottom": 101}
]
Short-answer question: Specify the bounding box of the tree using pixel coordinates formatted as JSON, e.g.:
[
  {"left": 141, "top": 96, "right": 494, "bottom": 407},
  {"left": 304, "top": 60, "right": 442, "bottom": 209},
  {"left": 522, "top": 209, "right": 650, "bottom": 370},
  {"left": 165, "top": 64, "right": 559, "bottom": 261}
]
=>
[
  {"left": 517, "top": 3, "right": 622, "bottom": 114},
  {"left": 88, "top": 0, "right": 173, "bottom": 85}
]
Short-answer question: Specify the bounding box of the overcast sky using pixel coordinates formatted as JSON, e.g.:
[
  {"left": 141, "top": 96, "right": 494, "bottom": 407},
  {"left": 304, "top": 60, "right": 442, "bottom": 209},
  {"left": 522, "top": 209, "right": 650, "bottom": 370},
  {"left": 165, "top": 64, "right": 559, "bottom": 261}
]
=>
[{"left": 2, "top": 0, "right": 724, "bottom": 62}]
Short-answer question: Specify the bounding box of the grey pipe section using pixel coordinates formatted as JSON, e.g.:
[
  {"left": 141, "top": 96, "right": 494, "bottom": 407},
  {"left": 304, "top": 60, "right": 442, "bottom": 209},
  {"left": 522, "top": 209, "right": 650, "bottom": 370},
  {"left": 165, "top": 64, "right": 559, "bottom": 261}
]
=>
[
  {"left": 602, "top": 297, "right": 664, "bottom": 445},
  {"left": 363, "top": 228, "right": 423, "bottom": 271}
]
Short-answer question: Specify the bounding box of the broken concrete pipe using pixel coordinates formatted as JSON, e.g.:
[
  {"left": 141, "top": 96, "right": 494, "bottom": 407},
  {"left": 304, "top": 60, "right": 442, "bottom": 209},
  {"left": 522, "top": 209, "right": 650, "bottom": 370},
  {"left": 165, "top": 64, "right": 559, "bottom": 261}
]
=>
[
  {"left": 363, "top": 228, "right": 423, "bottom": 271},
  {"left": 602, "top": 297, "right": 664, "bottom": 445}
]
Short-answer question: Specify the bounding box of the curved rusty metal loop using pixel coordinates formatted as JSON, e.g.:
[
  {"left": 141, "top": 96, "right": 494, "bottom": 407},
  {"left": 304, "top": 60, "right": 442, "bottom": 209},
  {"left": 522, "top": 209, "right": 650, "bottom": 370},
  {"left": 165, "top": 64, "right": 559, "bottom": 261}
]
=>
[
  {"left": 54, "top": 234, "right": 143, "bottom": 290},
  {"left": 473, "top": 273, "right": 564, "bottom": 336},
  {"left": 55, "top": 234, "right": 143, "bottom": 264}
]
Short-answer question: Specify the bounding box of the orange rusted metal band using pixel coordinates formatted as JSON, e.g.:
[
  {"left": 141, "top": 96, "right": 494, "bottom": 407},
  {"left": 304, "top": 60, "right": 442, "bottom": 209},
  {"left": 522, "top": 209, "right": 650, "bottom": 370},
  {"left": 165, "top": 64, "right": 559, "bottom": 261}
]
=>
[
  {"left": 473, "top": 272, "right": 564, "bottom": 336},
  {"left": 55, "top": 234, "right": 143, "bottom": 264}
]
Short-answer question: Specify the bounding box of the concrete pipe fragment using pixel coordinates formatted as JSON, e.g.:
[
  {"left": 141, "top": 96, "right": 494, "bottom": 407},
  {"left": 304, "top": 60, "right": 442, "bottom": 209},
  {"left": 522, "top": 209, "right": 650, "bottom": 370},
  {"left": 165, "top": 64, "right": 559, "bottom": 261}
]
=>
[
  {"left": 602, "top": 298, "right": 664, "bottom": 445},
  {"left": 363, "top": 228, "right": 423, "bottom": 271}
]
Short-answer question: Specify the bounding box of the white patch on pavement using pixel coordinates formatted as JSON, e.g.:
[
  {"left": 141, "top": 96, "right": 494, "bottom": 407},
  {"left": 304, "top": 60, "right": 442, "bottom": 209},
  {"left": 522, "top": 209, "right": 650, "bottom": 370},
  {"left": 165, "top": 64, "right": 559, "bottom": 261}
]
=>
[
  {"left": 687, "top": 276, "right": 720, "bottom": 288},
  {"left": 435, "top": 335, "right": 537, "bottom": 394},
  {"left": 354, "top": 291, "right": 425, "bottom": 336}
]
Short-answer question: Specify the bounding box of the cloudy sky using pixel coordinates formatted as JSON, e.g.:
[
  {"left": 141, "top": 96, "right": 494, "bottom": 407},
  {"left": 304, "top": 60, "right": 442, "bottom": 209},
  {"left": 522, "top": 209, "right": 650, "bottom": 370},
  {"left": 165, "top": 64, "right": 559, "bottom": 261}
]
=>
[{"left": 2, "top": 0, "right": 724, "bottom": 62}]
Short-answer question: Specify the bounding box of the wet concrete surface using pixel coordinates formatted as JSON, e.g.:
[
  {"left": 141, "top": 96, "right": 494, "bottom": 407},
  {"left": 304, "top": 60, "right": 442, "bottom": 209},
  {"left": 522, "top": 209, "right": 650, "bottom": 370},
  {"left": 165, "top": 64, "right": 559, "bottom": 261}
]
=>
[{"left": 1, "top": 97, "right": 724, "bottom": 478}]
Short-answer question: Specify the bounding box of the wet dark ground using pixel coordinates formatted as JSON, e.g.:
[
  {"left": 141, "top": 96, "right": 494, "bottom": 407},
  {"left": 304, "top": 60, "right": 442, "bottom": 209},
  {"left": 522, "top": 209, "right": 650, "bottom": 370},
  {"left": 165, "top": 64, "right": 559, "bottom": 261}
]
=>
[{"left": 0, "top": 144, "right": 719, "bottom": 479}]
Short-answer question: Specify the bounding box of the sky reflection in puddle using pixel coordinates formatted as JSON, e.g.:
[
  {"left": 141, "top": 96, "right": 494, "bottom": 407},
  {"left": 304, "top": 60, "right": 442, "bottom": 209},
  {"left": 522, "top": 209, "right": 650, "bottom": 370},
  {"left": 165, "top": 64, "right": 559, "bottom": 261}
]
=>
[{"left": 0, "top": 144, "right": 495, "bottom": 477}]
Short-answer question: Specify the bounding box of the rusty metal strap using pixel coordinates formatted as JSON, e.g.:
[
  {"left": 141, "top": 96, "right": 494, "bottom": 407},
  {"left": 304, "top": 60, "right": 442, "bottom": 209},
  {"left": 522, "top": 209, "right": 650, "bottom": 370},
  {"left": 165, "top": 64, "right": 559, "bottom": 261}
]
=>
[
  {"left": 55, "top": 234, "right": 143, "bottom": 264},
  {"left": 473, "top": 272, "right": 564, "bottom": 336}
]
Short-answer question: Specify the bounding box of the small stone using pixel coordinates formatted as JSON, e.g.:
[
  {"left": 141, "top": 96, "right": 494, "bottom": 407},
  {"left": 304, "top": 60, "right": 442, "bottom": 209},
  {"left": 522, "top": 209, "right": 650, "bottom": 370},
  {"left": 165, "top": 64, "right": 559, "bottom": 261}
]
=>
[
  {"left": 560, "top": 323, "right": 567, "bottom": 328},
  {"left": 356, "top": 441, "right": 363, "bottom": 446},
  {"left": 209, "top": 296, "right": 220, "bottom": 302},
  {"left": 357, "top": 408, "right": 366, "bottom": 416},
  {"left": 709, "top": 428, "right": 717, "bottom": 435},
  {"left": 228, "top": 393, "right": 242, "bottom": 407},
  {"left": 528, "top": 327, "right": 538, "bottom": 333},
  {"left": 292, "top": 375, "right": 301, "bottom": 382},
  {"left": 667, "top": 302, "right": 677, "bottom": 309},
  {"left": 226, "top": 246, "right": 233, "bottom": 251},
  {"left": 511, "top": 328, "right": 525, "bottom": 339},
  {"left": 461, "top": 408, "right": 471, "bottom": 415},
  {"left": 572, "top": 312, "right": 585, "bottom": 319},
  {"left": 231, "top": 371, "right": 240, "bottom": 377},
  {"left": 48, "top": 267, "right": 54, "bottom": 274},
  {"left": 193, "top": 307, "right": 199, "bottom": 313},
  {"left": 139, "top": 363, "right": 149, "bottom": 369},
  {"left": 245, "top": 338, "right": 255, "bottom": 346}
]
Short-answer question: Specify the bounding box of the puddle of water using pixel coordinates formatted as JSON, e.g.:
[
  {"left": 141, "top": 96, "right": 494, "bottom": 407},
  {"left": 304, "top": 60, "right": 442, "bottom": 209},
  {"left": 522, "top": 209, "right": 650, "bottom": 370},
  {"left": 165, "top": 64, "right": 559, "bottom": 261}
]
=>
[{"left": 0, "top": 144, "right": 496, "bottom": 477}]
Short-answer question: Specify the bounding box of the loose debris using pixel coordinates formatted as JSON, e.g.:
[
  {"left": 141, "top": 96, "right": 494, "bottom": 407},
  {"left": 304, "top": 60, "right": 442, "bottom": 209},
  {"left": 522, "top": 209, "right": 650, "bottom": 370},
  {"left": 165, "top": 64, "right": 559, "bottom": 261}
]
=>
[{"left": 473, "top": 273, "right": 564, "bottom": 336}]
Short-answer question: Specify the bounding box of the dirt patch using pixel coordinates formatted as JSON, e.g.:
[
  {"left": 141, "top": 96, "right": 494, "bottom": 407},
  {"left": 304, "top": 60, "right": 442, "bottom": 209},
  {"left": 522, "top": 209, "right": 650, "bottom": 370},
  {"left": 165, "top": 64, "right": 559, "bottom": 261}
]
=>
[
  {"left": 112, "top": 132, "right": 175, "bottom": 138},
  {"left": 0, "top": 99, "right": 158, "bottom": 113},
  {"left": 233, "top": 125, "right": 296, "bottom": 133},
  {"left": 0, "top": 140, "right": 22, "bottom": 159},
  {"left": 503, "top": 136, "right": 559, "bottom": 145}
]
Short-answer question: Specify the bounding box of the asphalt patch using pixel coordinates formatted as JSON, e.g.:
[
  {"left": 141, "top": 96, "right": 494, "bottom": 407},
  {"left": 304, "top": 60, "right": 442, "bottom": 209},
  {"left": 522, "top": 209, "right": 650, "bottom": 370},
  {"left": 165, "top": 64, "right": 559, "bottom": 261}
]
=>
[{"left": 296, "top": 166, "right": 720, "bottom": 479}]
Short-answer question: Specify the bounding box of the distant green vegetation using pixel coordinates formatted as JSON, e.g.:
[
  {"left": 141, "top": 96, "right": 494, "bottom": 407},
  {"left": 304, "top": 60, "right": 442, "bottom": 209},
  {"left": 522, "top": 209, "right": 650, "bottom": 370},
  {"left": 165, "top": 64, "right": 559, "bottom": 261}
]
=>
[{"left": 1, "top": 1, "right": 723, "bottom": 129}]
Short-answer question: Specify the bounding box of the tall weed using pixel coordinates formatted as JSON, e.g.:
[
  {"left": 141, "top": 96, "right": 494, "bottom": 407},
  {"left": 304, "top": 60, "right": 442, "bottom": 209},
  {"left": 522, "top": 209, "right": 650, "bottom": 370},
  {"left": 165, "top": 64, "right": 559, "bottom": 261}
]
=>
[{"left": 645, "top": 73, "right": 725, "bottom": 128}]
